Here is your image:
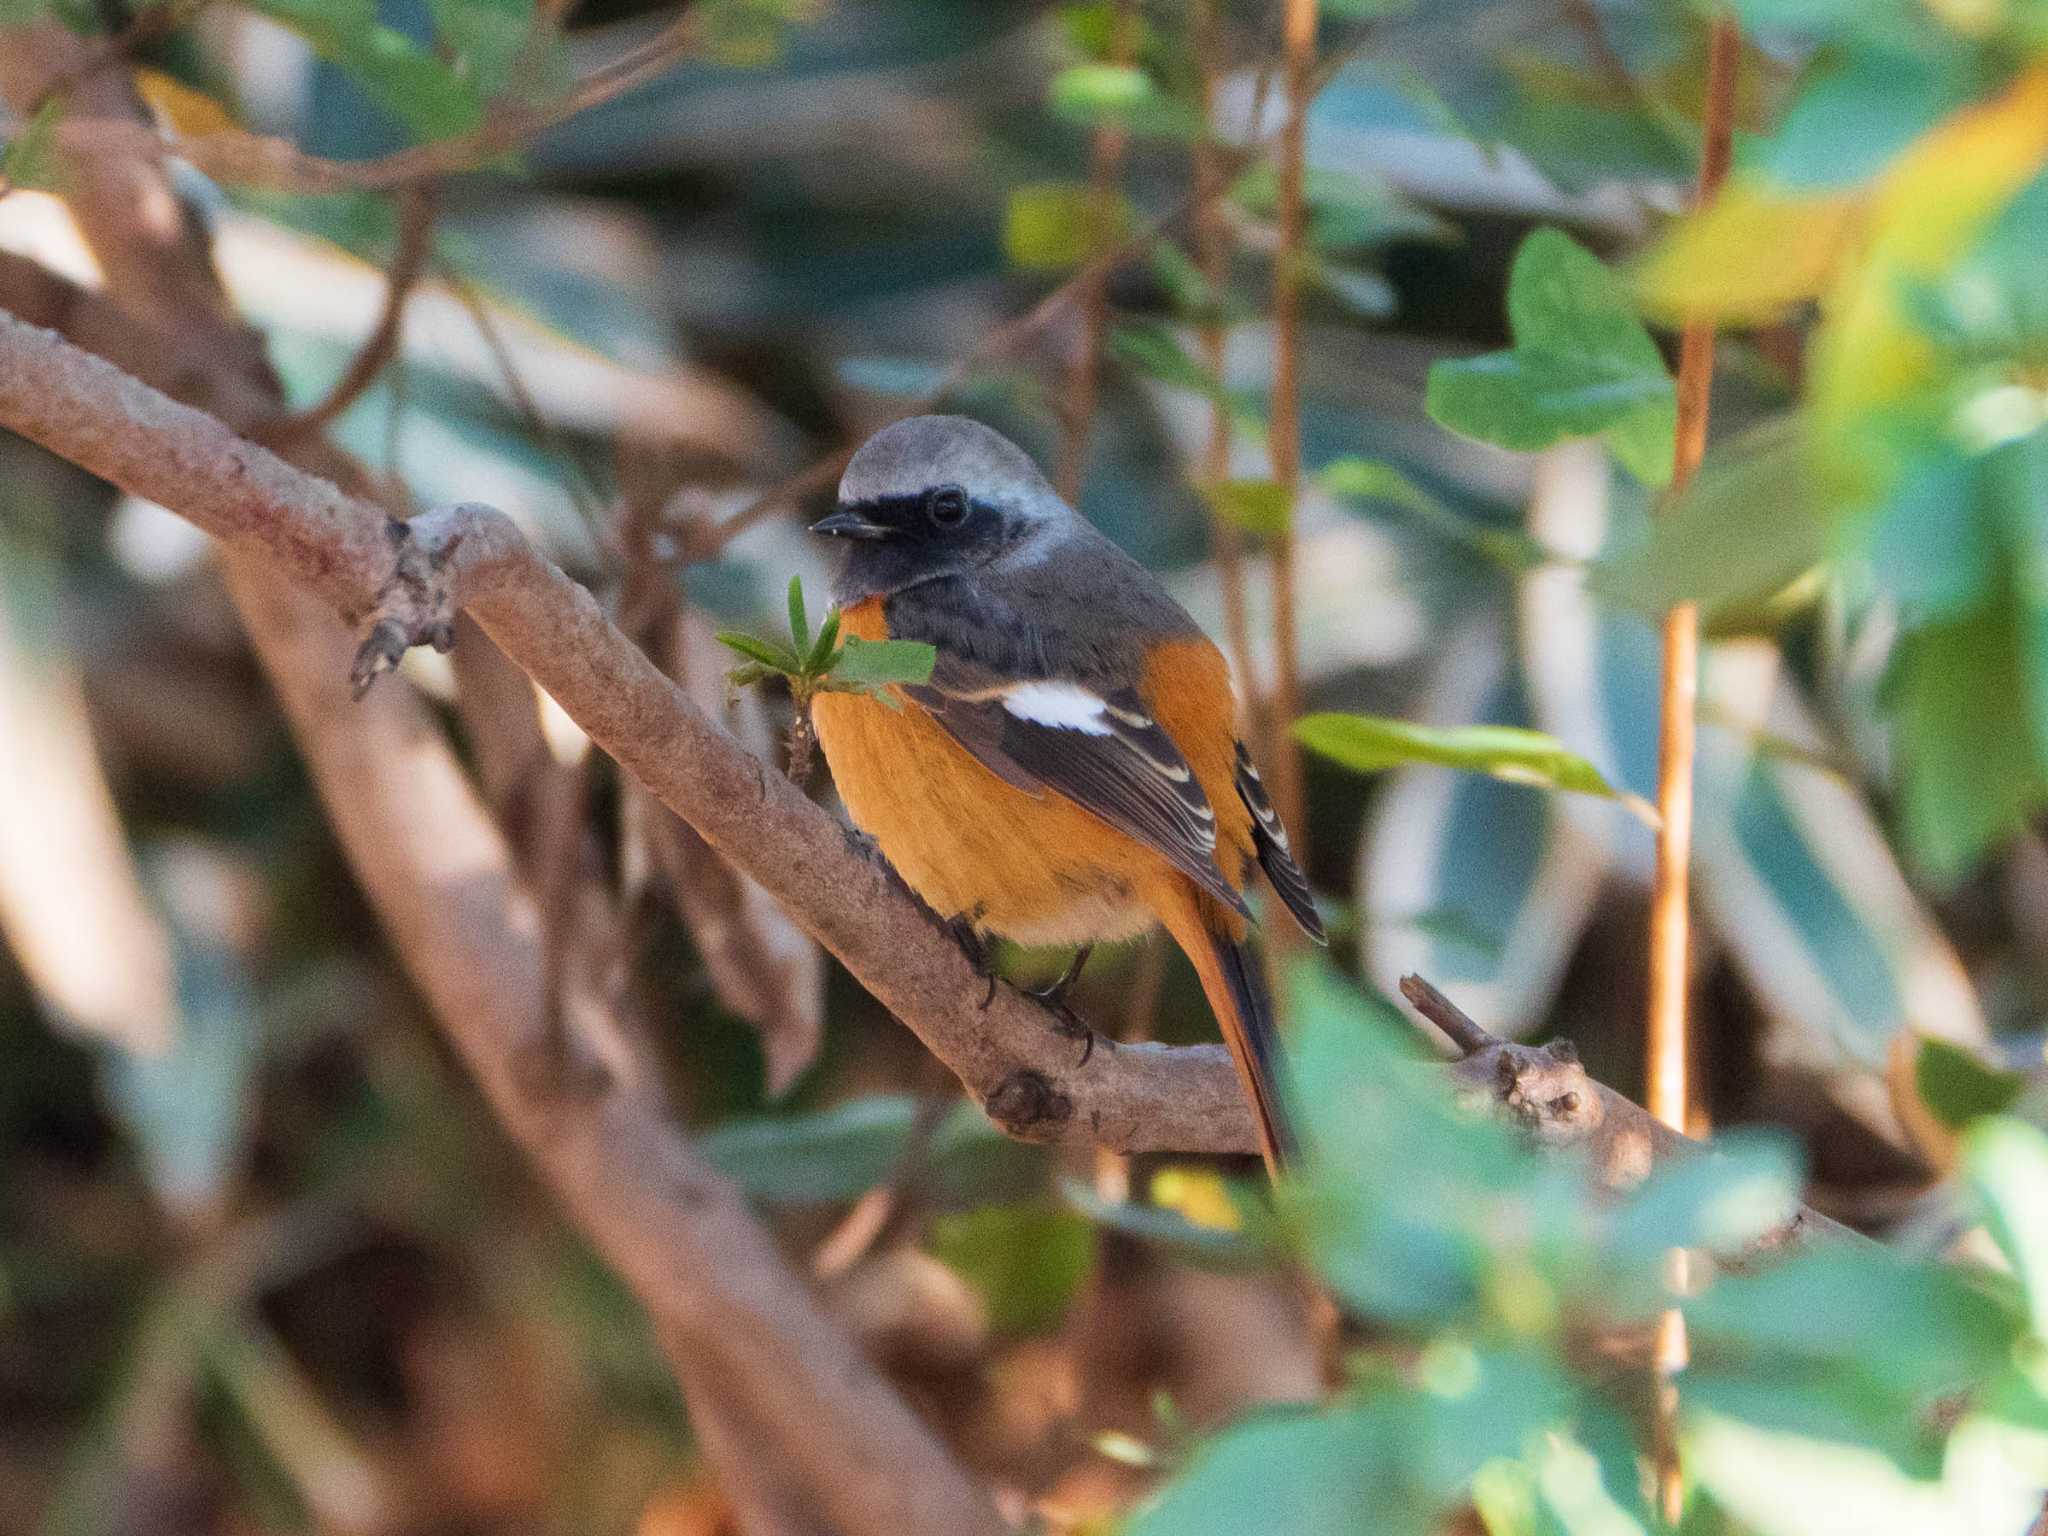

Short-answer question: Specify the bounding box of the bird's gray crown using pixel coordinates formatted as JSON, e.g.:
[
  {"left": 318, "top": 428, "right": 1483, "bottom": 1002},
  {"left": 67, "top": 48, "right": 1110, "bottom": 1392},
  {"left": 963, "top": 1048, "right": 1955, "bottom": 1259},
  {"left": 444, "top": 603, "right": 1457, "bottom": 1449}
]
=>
[{"left": 837, "top": 415, "right": 1065, "bottom": 519}]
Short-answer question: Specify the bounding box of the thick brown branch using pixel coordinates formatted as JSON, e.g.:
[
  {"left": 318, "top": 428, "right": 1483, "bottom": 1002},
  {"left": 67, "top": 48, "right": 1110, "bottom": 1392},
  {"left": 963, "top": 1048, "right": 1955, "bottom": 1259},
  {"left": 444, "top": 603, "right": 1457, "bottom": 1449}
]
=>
[{"left": 0, "top": 305, "right": 1262, "bottom": 1157}]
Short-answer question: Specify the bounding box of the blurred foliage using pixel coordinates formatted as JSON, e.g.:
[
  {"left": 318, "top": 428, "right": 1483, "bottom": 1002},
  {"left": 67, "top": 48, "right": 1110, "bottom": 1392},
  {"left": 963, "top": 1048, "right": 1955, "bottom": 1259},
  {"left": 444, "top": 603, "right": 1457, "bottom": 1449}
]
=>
[{"left": 5, "top": 0, "right": 2048, "bottom": 1530}]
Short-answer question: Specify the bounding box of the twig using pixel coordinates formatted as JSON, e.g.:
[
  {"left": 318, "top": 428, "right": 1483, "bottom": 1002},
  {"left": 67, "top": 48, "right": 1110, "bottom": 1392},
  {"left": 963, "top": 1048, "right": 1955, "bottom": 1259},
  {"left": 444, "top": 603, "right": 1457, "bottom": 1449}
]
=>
[
  {"left": 437, "top": 257, "right": 612, "bottom": 532},
  {"left": 49, "top": 7, "right": 707, "bottom": 194},
  {"left": 1558, "top": 0, "right": 1639, "bottom": 107},
  {"left": 1054, "top": 0, "right": 1138, "bottom": 504},
  {"left": 1397, "top": 972, "right": 1495, "bottom": 1058},
  {"left": 253, "top": 183, "right": 439, "bottom": 446},
  {"left": 1398, "top": 975, "right": 1859, "bottom": 1255},
  {"left": 1647, "top": 14, "right": 1739, "bottom": 1142},
  {"left": 22, "top": 0, "right": 212, "bottom": 112},
  {"left": 1262, "top": 0, "right": 1317, "bottom": 865},
  {"left": 1645, "top": 20, "right": 1740, "bottom": 1518}
]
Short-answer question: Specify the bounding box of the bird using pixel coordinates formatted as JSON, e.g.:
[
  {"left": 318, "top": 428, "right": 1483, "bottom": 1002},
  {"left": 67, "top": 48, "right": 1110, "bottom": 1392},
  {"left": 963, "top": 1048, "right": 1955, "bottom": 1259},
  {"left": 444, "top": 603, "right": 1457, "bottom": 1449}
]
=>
[{"left": 808, "top": 414, "right": 1325, "bottom": 1173}]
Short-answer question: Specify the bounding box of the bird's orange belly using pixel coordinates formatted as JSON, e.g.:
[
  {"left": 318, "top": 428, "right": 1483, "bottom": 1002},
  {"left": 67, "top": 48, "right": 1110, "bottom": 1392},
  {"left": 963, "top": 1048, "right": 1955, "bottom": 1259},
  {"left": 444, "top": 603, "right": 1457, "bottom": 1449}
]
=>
[
  {"left": 812, "top": 683, "right": 1160, "bottom": 948},
  {"left": 812, "top": 597, "right": 1168, "bottom": 948}
]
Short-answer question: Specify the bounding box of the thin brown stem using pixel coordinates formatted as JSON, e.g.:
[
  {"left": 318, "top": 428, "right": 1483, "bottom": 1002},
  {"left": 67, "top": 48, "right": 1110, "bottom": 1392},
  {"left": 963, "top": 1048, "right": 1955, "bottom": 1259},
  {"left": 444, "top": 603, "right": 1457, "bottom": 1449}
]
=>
[
  {"left": 254, "top": 183, "right": 438, "bottom": 446},
  {"left": 1647, "top": 14, "right": 1740, "bottom": 1523},
  {"left": 53, "top": 6, "right": 707, "bottom": 194},
  {"left": 1054, "top": 0, "right": 1139, "bottom": 504},
  {"left": 1397, "top": 973, "right": 1496, "bottom": 1058},
  {"left": 1559, "top": 0, "right": 1639, "bottom": 107},
  {"left": 1194, "top": 0, "right": 1259, "bottom": 718},
  {"left": 1646, "top": 12, "right": 1739, "bottom": 1139},
  {"left": 1263, "top": 0, "right": 1316, "bottom": 857}
]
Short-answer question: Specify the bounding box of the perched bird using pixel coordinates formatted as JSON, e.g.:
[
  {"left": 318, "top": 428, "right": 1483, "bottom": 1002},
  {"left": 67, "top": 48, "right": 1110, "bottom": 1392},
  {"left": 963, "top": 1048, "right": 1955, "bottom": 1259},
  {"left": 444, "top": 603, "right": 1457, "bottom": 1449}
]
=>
[{"left": 810, "top": 415, "right": 1325, "bottom": 1172}]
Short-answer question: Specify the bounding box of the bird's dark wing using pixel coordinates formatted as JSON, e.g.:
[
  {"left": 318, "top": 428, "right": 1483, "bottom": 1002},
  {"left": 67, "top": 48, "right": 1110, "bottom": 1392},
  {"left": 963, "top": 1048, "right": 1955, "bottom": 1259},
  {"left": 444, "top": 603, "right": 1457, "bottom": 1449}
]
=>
[
  {"left": 905, "top": 656, "right": 1249, "bottom": 918},
  {"left": 1233, "top": 742, "right": 1325, "bottom": 942}
]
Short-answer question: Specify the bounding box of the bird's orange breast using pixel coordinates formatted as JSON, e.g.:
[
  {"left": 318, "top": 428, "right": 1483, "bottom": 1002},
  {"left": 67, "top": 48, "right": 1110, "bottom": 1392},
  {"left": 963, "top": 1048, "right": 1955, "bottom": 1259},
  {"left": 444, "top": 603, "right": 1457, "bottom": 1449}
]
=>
[{"left": 811, "top": 597, "right": 1252, "bottom": 949}]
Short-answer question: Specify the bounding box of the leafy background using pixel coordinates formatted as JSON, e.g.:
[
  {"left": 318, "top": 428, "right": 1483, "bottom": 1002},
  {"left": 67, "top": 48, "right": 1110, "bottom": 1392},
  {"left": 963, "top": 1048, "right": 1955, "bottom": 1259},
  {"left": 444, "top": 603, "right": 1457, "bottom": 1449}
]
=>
[{"left": 4, "top": 0, "right": 2048, "bottom": 1531}]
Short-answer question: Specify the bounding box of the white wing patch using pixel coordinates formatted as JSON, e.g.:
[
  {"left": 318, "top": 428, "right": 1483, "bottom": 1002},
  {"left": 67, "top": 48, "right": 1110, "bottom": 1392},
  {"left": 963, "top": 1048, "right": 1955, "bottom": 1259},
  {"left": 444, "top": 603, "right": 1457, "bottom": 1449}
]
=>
[{"left": 1003, "top": 681, "right": 1114, "bottom": 735}]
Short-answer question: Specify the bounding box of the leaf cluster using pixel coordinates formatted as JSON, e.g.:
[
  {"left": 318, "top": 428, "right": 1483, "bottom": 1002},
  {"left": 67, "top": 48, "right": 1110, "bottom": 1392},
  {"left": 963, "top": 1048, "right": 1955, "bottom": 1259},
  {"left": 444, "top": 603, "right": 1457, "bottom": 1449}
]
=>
[{"left": 717, "top": 576, "right": 936, "bottom": 709}]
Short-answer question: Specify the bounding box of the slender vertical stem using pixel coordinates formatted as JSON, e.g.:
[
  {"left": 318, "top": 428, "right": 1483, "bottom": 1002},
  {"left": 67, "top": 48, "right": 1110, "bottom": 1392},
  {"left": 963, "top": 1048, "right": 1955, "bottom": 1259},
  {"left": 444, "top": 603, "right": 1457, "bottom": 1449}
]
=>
[
  {"left": 1194, "top": 0, "right": 1258, "bottom": 707},
  {"left": 1649, "top": 16, "right": 1740, "bottom": 1527},
  {"left": 1646, "top": 12, "right": 1739, "bottom": 1138},
  {"left": 1264, "top": 0, "right": 1316, "bottom": 846},
  {"left": 1055, "top": 0, "right": 1139, "bottom": 504}
]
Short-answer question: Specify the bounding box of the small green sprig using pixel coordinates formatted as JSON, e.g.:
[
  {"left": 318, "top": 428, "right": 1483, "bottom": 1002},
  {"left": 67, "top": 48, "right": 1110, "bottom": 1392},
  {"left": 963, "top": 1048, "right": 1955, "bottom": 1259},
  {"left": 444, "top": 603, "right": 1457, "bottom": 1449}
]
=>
[{"left": 717, "top": 576, "right": 936, "bottom": 781}]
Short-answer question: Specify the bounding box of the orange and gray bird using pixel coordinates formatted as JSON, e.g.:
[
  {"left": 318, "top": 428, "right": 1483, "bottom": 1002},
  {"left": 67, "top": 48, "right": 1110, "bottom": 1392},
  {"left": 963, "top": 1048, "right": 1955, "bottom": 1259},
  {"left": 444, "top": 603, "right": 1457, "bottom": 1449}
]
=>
[{"left": 809, "top": 415, "right": 1325, "bottom": 1172}]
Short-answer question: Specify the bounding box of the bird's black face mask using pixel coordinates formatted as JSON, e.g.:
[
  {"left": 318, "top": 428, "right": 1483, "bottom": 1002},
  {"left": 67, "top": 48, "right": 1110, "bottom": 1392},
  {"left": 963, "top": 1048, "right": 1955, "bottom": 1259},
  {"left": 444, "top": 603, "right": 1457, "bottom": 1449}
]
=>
[{"left": 811, "top": 483, "right": 1014, "bottom": 604}]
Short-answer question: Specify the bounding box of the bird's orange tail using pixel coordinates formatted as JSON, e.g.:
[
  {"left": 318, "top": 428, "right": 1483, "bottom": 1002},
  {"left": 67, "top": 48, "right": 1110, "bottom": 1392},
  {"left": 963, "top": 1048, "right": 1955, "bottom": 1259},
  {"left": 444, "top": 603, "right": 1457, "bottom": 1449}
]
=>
[{"left": 1158, "top": 891, "right": 1292, "bottom": 1178}]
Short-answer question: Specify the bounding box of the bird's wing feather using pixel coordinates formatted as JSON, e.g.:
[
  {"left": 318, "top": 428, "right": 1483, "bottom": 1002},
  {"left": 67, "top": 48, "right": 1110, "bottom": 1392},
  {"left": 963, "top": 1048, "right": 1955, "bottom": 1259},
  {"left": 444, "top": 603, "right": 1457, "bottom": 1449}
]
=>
[
  {"left": 907, "top": 656, "right": 1249, "bottom": 917},
  {"left": 1234, "top": 742, "right": 1325, "bottom": 942}
]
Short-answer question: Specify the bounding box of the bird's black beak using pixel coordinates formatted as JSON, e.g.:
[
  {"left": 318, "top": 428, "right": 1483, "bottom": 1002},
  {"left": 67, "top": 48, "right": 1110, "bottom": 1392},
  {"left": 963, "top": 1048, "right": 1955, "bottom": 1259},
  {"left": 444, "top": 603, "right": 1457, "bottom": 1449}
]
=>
[{"left": 810, "top": 507, "right": 894, "bottom": 541}]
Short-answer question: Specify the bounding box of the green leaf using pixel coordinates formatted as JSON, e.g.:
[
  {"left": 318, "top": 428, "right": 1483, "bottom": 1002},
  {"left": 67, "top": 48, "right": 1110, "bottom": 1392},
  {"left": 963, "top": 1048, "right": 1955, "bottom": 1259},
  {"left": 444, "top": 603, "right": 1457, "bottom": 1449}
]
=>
[
  {"left": 1992, "top": 429, "right": 2048, "bottom": 764},
  {"left": 807, "top": 607, "right": 843, "bottom": 674},
  {"left": 1148, "top": 241, "right": 1229, "bottom": 323},
  {"left": 426, "top": 0, "right": 552, "bottom": 99},
  {"left": 1915, "top": 1038, "right": 2025, "bottom": 1132},
  {"left": 1965, "top": 1117, "right": 2048, "bottom": 1335},
  {"left": 1047, "top": 63, "right": 1197, "bottom": 138},
  {"left": 1295, "top": 714, "right": 1637, "bottom": 808},
  {"left": 785, "top": 574, "right": 810, "bottom": 656},
  {"left": 697, "top": 1097, "right": 1047, "bottom": 1206},
  {"left": 102, "top": 849, "right": 264, "bottom": 1217},
  {"left": 1200, "top": 479, "right": 1292, "bottom": 537},
  {"left": 828, "top": 635, "right": 936, "bottom": 690},
  {"left": 1891, "top": 590, "right": 2044, "bottom": 879},
  {"left": 1426, "top": 229, "right": 1676, "bottom": 488},
  {"left": 0, "top": 95, "right": 65, "bottom": 193},
  {"left": 247, "top": 1, "right": 491, "bottom": 143},
  {"left": 1685, "top": 1246, "right": 2021, "bottom": 1406},
  {"left": 927, "top": 1203, "right": 1095, "bottom": 1334},
  {"left": 1108, "top": 320, "right": 1228, "bottom": 404},
  {"left": 1761, "top": 44, "right": 1972, "bottom": 190},
  {"left": 1861, "top": 447, "right": 1994, "bottom": 620},
  {"left": 1321, "top": 456, "right": 1543, "bottom": 568},
  {"left": 1057, "top": 1, "right": 1153, "bottom": 59},
  {"left": 1607, "top": 1132, "right": 1802, "bottom": 1264},
  {"left": 1283, "top": 963, "right": 1525, "bottom": 1324},
  {"left": 1594, "top": 417, "right": 1827, "bottom": 619},
  {"left": 716, "top": 630, "right": 801, "bottom": 673},
  {"left": 1233, "top": 162, "right": 1454, "bottom": 251},
  {"left": 1129, "top": 1400, "right": 1426, "bottom": 1536},
  {"left": 1003, "top": 181, "right": 1126, "bottom": 271},
  {"left": 1060, "top": 1177, "right": 1276, "bottom": 1270}
]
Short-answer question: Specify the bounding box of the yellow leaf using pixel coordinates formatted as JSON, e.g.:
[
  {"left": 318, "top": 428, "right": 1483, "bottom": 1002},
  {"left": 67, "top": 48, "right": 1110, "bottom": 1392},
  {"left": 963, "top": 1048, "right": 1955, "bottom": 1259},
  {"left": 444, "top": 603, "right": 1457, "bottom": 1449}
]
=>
[
  {"left": 134, "top": 69, "right": 238, "bottom": 139},
  {"left": 1149, "top": 1166, "right": 1242, "bottom": 1232},
  {"left": 1633, "top": 183, "right": 1860, "bottom": 325},
  {"left": 1812, "top": 63, "right": 2048, "bottom": 474}
]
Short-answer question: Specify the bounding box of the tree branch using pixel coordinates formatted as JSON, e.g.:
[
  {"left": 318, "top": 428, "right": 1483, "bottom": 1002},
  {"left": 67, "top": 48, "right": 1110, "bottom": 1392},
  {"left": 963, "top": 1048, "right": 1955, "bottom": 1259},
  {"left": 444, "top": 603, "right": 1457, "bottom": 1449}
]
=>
[
  {"left": 1400, "top": 975, "right": 1861, "bottom": 1256},
  {"left": 0, "top": 303, "right": 1262, "bottom": 1157},
  {"left": 252, "top": 182, "right": 439, "bottom": 446}
]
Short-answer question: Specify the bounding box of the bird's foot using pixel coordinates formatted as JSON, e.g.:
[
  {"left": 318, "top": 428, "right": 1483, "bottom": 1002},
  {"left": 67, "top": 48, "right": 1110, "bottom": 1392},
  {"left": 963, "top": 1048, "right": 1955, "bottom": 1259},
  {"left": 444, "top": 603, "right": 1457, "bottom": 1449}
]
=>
[
  {"left": 944, "top": 912, "right": 999, "bottom": 1009},
  {"left": 1026, "top": 946, "right": 1104, "bottom": 1066}
]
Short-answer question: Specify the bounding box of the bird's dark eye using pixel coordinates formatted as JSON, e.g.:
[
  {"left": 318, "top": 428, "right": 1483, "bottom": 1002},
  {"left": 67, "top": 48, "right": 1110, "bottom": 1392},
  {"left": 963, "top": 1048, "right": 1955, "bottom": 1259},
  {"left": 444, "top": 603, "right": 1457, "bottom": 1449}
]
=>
[{"left": 926, "top": 485, "right": 969, "bottom": 528}]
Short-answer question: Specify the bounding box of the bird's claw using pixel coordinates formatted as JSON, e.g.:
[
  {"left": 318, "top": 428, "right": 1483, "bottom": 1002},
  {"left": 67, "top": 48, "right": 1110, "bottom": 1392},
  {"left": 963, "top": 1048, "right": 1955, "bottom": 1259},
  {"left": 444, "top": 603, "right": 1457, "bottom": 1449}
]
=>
[
  {"left": 944, "top": 913, "right": 998, "bottom": 1009},
  {"left": 1029, "top": 989, "right": 1102, "bottom": 1066}
]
